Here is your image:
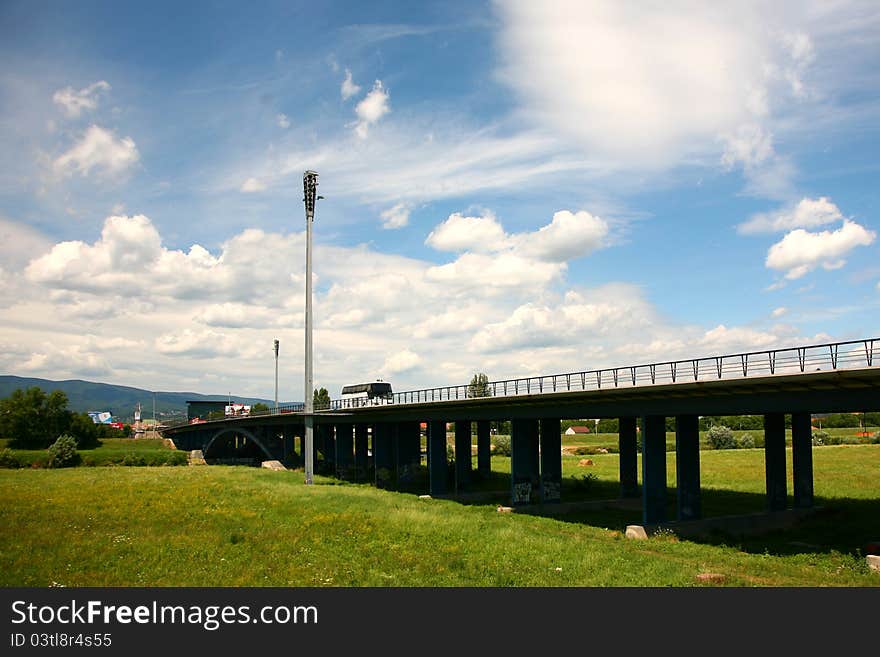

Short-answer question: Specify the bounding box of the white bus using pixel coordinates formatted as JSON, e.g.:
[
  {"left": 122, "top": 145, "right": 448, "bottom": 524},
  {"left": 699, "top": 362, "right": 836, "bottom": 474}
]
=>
[{"left": 339, "top": 381, "right": 393, "bottom": 408}]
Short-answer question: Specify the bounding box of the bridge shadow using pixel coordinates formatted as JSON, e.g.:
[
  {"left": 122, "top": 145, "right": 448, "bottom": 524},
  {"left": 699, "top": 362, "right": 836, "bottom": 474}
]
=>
[{"left": 377, "top": 473, "right": 878, "bottom": 558}]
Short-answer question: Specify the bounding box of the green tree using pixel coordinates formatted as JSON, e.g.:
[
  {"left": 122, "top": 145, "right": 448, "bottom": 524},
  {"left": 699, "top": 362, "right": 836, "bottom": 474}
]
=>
[
  {"left": 313, "top": 387, "right": 331, "bottom": 409},
  {"left": 0, "top": 387, "right": 71, "bottom": 448},
  {"left": 251, "top": 402, "right": 270, "bottom": 414},
  {"left": 467, "top": 373, "right": 490, "bottom": 398},
  {"left": 67, "top": 412, "right": 101, "bottom": 449}
]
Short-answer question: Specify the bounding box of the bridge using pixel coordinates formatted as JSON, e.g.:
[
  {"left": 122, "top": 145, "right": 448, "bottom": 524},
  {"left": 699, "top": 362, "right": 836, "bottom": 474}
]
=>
[{"left": 161, "top": 337, "right": 880, "bottom": 526}]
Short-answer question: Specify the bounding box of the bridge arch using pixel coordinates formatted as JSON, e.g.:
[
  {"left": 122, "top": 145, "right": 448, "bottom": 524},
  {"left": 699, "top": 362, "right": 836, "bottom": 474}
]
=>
[{"left": 203, "top": 426, "right": 275, "bottom": 463}]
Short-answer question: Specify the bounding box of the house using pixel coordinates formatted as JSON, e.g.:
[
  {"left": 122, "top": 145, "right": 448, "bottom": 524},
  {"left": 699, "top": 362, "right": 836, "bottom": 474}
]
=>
[{"left": 564, "top": 426, "right": 591, "bottom": 435}]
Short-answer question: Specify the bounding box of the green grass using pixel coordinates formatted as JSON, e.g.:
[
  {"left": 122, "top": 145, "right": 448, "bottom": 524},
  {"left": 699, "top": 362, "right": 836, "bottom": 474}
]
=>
[
  {"left": 0, "top": 438, "right": 187, "bottom": 467},
  {"left": 1, "top": 444, "right": 878, "bottom": 587}
]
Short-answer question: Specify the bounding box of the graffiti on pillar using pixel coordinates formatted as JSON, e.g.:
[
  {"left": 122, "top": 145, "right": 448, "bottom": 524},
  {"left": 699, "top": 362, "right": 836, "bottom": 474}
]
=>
[
  {"left": 542, "top": 480, "right": 561, "bottom": 502},
  {"left": 513, "top": 481, "right": 532, "bottom": 505},
  {"left": 398, "top": 463, "right": 412, "bottom": 483}
]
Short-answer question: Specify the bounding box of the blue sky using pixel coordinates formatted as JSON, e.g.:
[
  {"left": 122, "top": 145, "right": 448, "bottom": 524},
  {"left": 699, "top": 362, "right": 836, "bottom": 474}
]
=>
[{"left": 1, "top": 1, "right": 878, "bottom": 401}]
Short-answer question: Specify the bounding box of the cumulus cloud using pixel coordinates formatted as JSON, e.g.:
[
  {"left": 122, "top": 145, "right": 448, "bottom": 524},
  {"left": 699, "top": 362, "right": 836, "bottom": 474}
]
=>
[
  {"left": 9, "top": 208, "right": 828, "bottom": 398},
  {"left": 739, "top": 197, "right": 844, "bottom": 234},
  {"left": 511, "top": 210, "right": 608, "bottom": 261},
  {"left": 426, "top": 209, "right": 608, "bottom": 262},
  {"left": 353, "top": 80, "right": 390, "bottom": 138},
  {"left": 772, "top": 307, "right": 788, "bottom": 318},
  {"left": 276, "top": 113, "right": 290, "bottom": 129},
  {"left": 341, "top": 69, "right": 361, "bottom": 101},
  {"left": 53, "top": 125, "right": 139, "bottom": 178},
  {"left": 425, "top": 212, "right": 507, "bottom": 253},
  {"left": 240, "top": 177, "right": 267, "bottom": 193},
  {"left": 52, "top": 80, "right": 111, "bottom": 117},
  {"left": 380, "top": 202, "right": 411, "bottom": 229},
  {"left": 766, "top": 220, "right": 876, "bottom": 279}
]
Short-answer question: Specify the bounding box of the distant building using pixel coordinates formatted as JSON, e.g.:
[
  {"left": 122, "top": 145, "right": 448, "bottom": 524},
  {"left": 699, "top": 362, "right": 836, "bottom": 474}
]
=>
[{"left": 564, "top": 426, "right": 591, "bottom": 435}]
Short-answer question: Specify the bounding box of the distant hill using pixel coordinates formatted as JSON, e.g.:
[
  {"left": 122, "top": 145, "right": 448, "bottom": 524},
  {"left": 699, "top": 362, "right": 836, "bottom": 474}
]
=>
[{"left": 0, "top": 375, "right": 282, "bottom": 423}]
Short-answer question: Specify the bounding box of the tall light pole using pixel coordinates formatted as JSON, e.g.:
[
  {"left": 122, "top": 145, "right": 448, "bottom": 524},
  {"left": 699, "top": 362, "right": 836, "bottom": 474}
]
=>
[
  {"left": 274, "top": 339, "right": 280, "bottom": 412},
  {"left": 303, "top": 170, "right": 321, "bottom": 485}
]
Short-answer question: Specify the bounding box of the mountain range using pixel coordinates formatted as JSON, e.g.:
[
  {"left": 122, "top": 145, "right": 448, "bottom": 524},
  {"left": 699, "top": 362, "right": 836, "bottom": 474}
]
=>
[{"left": 0, "top": 375, "right": 281, "bottom": 423}]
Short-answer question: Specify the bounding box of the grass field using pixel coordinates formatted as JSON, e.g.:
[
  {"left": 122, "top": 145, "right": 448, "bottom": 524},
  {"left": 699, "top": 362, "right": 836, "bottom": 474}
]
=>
[
  {"left": 1, "top": 444, "right": 878, "bottom": 587},
  {"left": 0, "top": 437, "right": 187, "bottom": 467}
]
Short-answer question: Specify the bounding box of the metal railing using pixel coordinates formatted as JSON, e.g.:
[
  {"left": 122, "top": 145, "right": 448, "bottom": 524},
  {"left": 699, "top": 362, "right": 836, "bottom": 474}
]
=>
[
  {"left": 324, "top": 337, "right": 877, "bottom": 410},
  {"left": 165, "top": 338, "right": 877, "bottom": 425}
]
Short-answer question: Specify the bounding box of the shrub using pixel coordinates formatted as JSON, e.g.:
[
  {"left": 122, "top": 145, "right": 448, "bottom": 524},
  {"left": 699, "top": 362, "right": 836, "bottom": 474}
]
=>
[
  {"left": 738, "top": 433, "right": 756, "bottom": 449},
  {"left": 47, "top": 434, "right": 80, "bottom": 468},
  {"left": 492, "top": 435, "right": 511, "bottom": 457},
  {"left": 0, "top": 448, "right": 20, "bottom": 469},
  {"left": 706, "top": 425, "right": 737, "bottom": 450},
  {"left": 812, "top": 430, "right": 830, "bottom": 446}
]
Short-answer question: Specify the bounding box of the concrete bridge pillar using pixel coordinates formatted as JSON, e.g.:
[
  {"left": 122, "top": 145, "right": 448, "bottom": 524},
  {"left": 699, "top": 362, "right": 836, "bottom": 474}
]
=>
[
  {"left": 675, "top": 414, "right": 701, "bottom": 521},
  {"left": 763, "top": 413, "right": 787, "bottom": 511},
  {"left": 791, "top": 412, "right": 814, "bottom": 508},
  {"left": 511, "top": 418, "right": 539, "bottom": 506},
  {"left": 427, "top": 420, "right": 448, "bottom": 496},
  {"left": 373, "top": 422, "right": 394, "bottom": 489},
  {"left": 454, "top": 421, "right": 472, "bottom": 493},
  {"left": 619, "top": 417, "right": 639, "bottom": 498},
  {"left": 396, "top": 421, "right": 421, "bottom": 485},
  {"left": 641, "top": 415, "right": 667, "bottom": 525},
  {"left": 335, "top": 423, "right": 353, "bottom": 480},
  {"left": 540, "top": 418, "right": 562, "bottom": 503},
  {"left": 476, "top": 420, "right": 491, "bottom": 476},
  {"left": 354, "top": 424, "right": 369, "bottom": 482}
]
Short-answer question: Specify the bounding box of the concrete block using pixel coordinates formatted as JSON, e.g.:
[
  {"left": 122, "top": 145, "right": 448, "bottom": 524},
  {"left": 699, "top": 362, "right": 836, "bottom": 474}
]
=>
[
  {"left": 867, "top": 555, "right": 880, "bottom": 572},
  {"left": 419, "top": 495, "right": 432, "bottom": 500},
  {"left": 625, "top": 525, "right": 648, "bottom": 540},
  {"left": 497, "top": 506, "right": 513, "bottom": 513},
  {"left": 261, "top": 460, "right": 286, "bottom": 471}
]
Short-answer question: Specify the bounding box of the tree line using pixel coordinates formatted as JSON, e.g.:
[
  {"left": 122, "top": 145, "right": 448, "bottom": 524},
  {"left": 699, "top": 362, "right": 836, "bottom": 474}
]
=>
[{"left": 0, "top": 387, "right": 131, "bottom": 449}]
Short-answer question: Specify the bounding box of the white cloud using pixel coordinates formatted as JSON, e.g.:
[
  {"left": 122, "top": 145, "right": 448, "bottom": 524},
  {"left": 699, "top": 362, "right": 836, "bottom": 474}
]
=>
[
  {"left": 0, "top": 217, "right": 52, "bottom": 268},
  {"left": 380, "top": 202, "right": 411, "bottom": 229},
  {"left": 739, "top": 197, "right": 844, "bottom": 234},
  {"left": 240, "top": 177, "right": 267, "bottom": 193},
  {"left": 511, "top": 210, "right": 607, "bottom": 262},
  {"left": 766, "top": 220, "right": 876, "bottom": 279},
  {"left": 426, "top": 209, "right": 608, "bottom": 263},
  {"left": 154, "top": 329, "right": 240, "bottom": 358},
  {"left": 341, "top": 69, "right": 361, "bottom": 101},
  {"left": 382, "top": 349, "right": 422, "bottom": 375},
  {"left": 276, "top": 113, "right": 290, "bottom": 129},
  {"left": 425, "top": 212, "right": 506, "bottom": 252},
  {"left": 772, "top": 307, "right": 788, "bottom": 318},
  {"left": 52, "top": 81, "right": 110, "bottom": 117},
  {"left": 6, "top": 209, "right": 840, "bottom": 399},
  {"left": 721, "top": 124, "right": 775, "bottom": 170},
  {"left": 353, "top": 80, "right": 390, "bottom": 138},
  {"left": 495, "top": 2, "right": 772, "bottom": 166},
  {"left": 53, "top": 125, "right": 139, "bottom": 178}
]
